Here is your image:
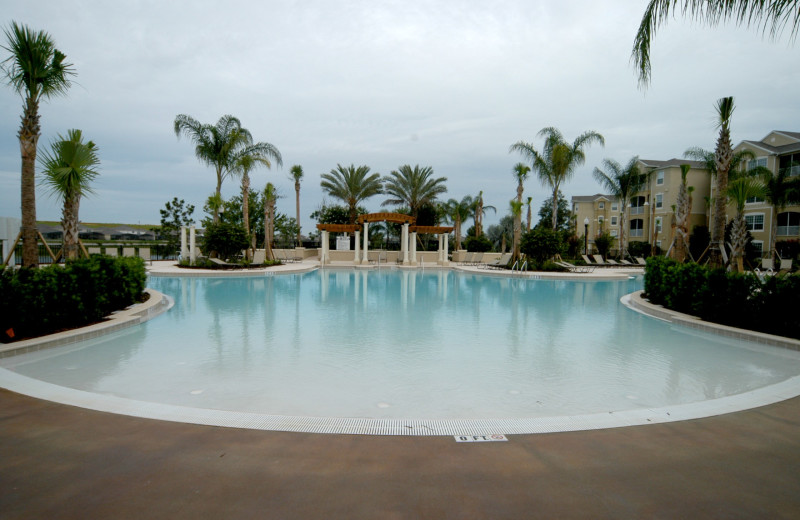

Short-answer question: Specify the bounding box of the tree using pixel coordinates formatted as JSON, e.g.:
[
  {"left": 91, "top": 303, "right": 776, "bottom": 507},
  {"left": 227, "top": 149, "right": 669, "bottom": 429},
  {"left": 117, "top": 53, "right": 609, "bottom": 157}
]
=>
[
  {"left": 632, "top": 0, "right": 800, "bottom": 87},
  {"left": 536, "top": 191, "right": 573, "bottom": 232},
  {"left": 520, "top": 227, "right": 565, "bottom": 266},
  {"left": 511, "top": 162, "right": 530, "bottom": 260},
  {"left": 157, "top": 198, "right": 195, "bottom": 256},
  {"left": 760, "top": 167, "right": 800, "bottom": 263},
  {"left": 320, "top": 164, "right": 383, "bottom": 225},
  {"left": 39, "top": 129, "right": 100, "bottom": 260},
  {"left": 2, "top": 22, "right": 75, "bottom": 267},
  {"left": 592, "top": 157, "right": 649, "bottom": 259},
  {"left": 382, "top": 164, "right": 447, "bottom": 219},
  {"left": 201, "top": 221, "right": 249, "bottom": 262},
  {"left": 487, "top": 215, "right": 514, "bottom": 253},
  {"left": 232, "top": 154, "right": 271, "bottom": 259},
  {"left": 671, "top": 164, "right": 693, "bottom": 262},
  {"left": 174, "top": 114, "right": 282, "bottom": 223},
  {"left": 470, "top": 191, "right": 495, "bottom": 237},
  {"left": 708, "top": 97, "right": 736, "bottom": 268},
  {"left": 525, "top": 197, "right": 533, "bottom": 232},
  {"left": 263, "top": 182, "right": 278, "bottom": 261},
  {"left": 443, "top": 197, "right": 473, "bottom": 251},
  {"left": 511, "top": 127, "right": 604, "bottom": 231},
  {"left": 311, "top": 203, "right": 365, "bottom": 226},
  {"left": 289, "top": 165, "right": 304, "bottom": 244},
  {"left": 727, "top": 176, "right": 766, "bottom": 272},
  {"left": 510, "top": 199, "right": 524, "bottom": 261}
]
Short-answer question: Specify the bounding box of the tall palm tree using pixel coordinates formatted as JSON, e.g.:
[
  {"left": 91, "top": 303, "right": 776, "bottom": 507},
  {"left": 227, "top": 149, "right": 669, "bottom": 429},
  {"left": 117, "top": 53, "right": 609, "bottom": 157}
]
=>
[
  {"left": 382, "top": 164, "right": 447, "bottom": 219},
  {"left": 2, "top": 22, "right": 75, "bottom": 267},
  {"left": 511, "top": 127, "right": 605, "bottom": 231},
  {"left": 320, "top": 164, "right": 383, "bottom": 225},
  {"left": 39, "top": 129, "right": 100, "bottom": 261},
  {"left": 684, "top": 146, "right": 755, "bottom": 182},
  {"left": 232, "top": 154, "right": 271, "bottom": 259},
  {"left": 174, "top": 114, "right": 282, "bottom": 223},
  {"left": 525, "top": 196, "right": 533, "bottom": 232},
  {"left": 444, "top": 197, "right": 473, "bottom": 251},
  {"left": 672, "top": 164, "right": 693, "bottom": 262},
  {"left": 289, "top": 165, "right": 304, "bottom": 244},
  {"left": 509, "top": 199, "right": 524, "bottom": 262},
  {"left": 263, "top": 182, "right": 278, "bottom": 261},
  {"left": 592, "top": 156, "right": 649, "bottom": 260},
  {"left": 471, "top": 191, "right": 496, "bottom": 237},
  {"left": 708, "top": 96, "right": 735, "bottom": 268},
  {"left": 632, "top": 0, "right": 799, "bottom": 87},
  {"left": 727, "top": 177, "right": 766, "bottom": 272}
]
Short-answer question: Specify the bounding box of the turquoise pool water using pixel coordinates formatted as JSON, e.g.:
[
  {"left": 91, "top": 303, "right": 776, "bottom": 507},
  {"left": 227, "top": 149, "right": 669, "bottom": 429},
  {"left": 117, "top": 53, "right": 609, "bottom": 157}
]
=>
[{"left": 3, "top": 269, "right": 800, "bottom": 420}]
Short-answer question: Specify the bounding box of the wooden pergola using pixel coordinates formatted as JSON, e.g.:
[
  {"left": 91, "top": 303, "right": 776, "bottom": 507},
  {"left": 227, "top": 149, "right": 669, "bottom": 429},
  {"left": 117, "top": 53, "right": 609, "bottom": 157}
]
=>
[{"left": 316, "top": 213, "right": 453, "bottom": 266}]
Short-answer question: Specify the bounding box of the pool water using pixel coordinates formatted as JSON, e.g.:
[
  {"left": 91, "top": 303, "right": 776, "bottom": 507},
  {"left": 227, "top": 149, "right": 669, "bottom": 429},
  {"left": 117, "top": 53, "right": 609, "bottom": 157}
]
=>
[{"left": 4, "top": 269, "right": 800, "bottom": 420}]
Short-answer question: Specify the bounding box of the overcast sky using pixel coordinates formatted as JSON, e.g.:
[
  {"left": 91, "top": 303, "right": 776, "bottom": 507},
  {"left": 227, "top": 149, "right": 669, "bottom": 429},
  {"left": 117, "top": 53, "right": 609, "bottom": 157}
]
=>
[{"left": 1, "top": 1, "right": 798, "bottom": 232}]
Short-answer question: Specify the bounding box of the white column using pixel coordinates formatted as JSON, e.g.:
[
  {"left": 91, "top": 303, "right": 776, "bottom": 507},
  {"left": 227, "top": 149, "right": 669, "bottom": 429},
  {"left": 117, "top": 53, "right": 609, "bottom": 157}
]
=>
[
  {"left": 437, "top": 234, "right": 444, "bottom": 264},
  {"left": 402, "top": 223, "right": 410, "bottom": 265},
  {"left": 189, "top": 226, "right": 196, "bottom": 265},
  {"left": 320, "top": 230, "right": 329, "bottom": 264},
  {"left": 354, "top": 230, "right": 361, "bottom": 264},
  {"left": 442, "top": 231, "right": 449, "bottom": 265},
  {"left": 180, "top": 226, "right": 188, "bottom": 261},
  {"left": 410, "top": 231, "right": 418, "bottom": 266},
  {"left": 362, "top": 222, "right": 369, "bottom": 264}
]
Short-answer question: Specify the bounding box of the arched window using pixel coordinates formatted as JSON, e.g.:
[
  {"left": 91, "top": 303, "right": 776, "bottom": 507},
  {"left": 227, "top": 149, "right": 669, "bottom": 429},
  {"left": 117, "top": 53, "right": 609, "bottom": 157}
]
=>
[
  {"left": 630, "top": 196, "right": 646, "bottom": 215},
  {"left": 630, "top": 218, "right": 644, "bottom": 237}
]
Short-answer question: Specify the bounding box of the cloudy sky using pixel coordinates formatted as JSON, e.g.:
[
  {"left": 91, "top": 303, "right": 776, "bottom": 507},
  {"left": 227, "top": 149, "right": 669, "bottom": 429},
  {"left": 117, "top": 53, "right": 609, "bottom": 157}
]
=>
[{"left": 1, "top": 1, "right": 798, "bottom": 232}]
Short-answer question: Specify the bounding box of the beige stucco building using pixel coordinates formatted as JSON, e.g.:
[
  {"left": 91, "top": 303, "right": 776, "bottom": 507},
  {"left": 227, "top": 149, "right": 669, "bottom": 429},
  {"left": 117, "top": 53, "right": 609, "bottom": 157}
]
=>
[{"left": 573, "top": 130, "right": 800, "bottom": 259}]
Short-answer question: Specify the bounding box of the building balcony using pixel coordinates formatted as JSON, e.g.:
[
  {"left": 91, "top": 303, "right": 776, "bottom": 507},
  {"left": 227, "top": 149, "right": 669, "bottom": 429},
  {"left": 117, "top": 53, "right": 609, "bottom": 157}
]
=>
[
  {"left": 777, "top": 225, "right": 800, "bottom": 236},
  {"left": 629, "top": 207, "right": 645, "bottom": 215}
]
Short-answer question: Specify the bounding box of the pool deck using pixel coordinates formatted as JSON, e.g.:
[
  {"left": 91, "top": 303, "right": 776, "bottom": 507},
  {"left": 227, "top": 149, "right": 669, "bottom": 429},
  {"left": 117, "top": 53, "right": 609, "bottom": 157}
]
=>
[{"left": 3, "top": 260, "right": 800, "bottom": 518}]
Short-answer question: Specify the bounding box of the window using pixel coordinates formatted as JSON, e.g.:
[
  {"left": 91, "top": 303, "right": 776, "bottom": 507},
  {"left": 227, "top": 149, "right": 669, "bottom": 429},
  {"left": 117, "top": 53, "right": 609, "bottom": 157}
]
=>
[
  {"left": 751, "top": 241, "right": 763, "bottom": 256},
  {"left": 745, "top": 214, "right": 764, "bottom": 232},
  {"left": 779, "top": 153, "right": 800, "bottom": 178},
  {"left": 598, "top": 217, "right": 605, "bottom": 230},
  {"left": 630, "top": 219, "right": 644, "bottom": 237},
  {"left": 656, "top": 171, "right": 664, "bottom": 185},
  {"left": 611, "top": 216, "right": 618, "bottom": 226},
  {"left": 610, "top": 230, "right": 618, "bottom": 237},
  {"left": 630, "top": 196, "right": 646, "bottom": 215},
  {"left": 655, "top": 217, "right": 662, "bottom": 233},
  {"left": 747, "top": 157, "right": 768, "bottom": 170},
  {"left": 611, "top": 202, "right": 618, "bottom": 211},
  {"left": 598, "top": 201, "right": 605, "bottom": 209},
  {"left": 746, "top": 195, "right": 765, "bottom": 204},
  {"left": 777, "top": 212, "right": 800, "bottom": 236},
  {"left": 655, "top": 193, "right": 663, "bottom": 209}
]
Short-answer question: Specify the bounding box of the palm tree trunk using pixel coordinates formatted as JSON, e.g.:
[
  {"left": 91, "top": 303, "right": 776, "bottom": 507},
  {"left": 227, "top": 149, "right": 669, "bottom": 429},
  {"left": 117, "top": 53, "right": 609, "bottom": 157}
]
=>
[
  {"left": 19, "top": 98, "right": 41, "bottom": 268},
  {"left": 710, "top": 129, "right": 733, "bottom": 268},
  {"left": 551, "top": 187, "right": 559, "bottom": 231},
  {"left": 513, "top": 214, "right": 521, "bottom": 261},
  {"left": 295, "top": 182, "right": 301, "bottom": 245},
  {"left": 619, "top": 202, "right": 627, "bottom": 260},
  {"left": 213, "top": 166, "right": 224, "bottom": 223},
  {"left": 242, "top": 173, "right": 251, "bottom": 261},
  {"left": 62, "top": 194, "right": 80, "bottom": 260}
]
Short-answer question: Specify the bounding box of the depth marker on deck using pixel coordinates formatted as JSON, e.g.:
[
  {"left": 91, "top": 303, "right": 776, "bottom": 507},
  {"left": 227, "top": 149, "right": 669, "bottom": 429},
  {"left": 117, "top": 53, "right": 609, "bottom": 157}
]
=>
[{"left": 454, "top": 434, "right": 508, "bottom": 442}]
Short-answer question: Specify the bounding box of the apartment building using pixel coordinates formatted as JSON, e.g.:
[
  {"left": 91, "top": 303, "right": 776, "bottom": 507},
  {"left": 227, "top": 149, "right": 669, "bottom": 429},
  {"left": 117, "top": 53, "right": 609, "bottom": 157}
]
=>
[
  {"left": 573, "top": 130, "right": 800, "bottom": 258},
  {"left": 727, "top": 131, "right": 800, "bottom": 257},
  {"left": 572, "top": 159, "right": 710, "bottom": 254}
]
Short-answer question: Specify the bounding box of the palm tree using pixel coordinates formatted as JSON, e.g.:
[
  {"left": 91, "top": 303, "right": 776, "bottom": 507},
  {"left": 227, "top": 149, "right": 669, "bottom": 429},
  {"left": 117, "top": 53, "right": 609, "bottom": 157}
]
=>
[
  {"left": 2, "top": 22, "right": 75, "bottom": 267},
  {"left": 263, "top": 182, "right": 278, "bottom": 261},
  {"left": 39, "top": 129, "right": 100, "bottom": 261},
  {"left": 592, "top": 156, "right": 649, "bottom": 260},
  {"left": 727, "top": 177, "right": 766, "bottom": 272},
  {"left": 174, "top": 114, "right": 282, "bottom": 223},
  {"left": 671, "top": 164, "right": 693, "bottom": 262},
  {"left": 232, "top": 154, "right": 271, "bottom": 259},
  {"left": 708, "top": 97, "right": 735, "bottom": 268},
  {"left": 471, "top": 191, "right": 496, "bottom": 237},
  {"left": 444, "top": 197, "right": 473, "bottom": 251},
  {"left": 525, "top": 196, "right": 533, "bottom": 232},
  {"left": 289, "top": 165, "right": 304, "bottom": 244},
  {"left": 382, "top": 164, "right": 447, "bottom": 219},
  {"left": 320, "top": 164, "right": 383, "bottom": 225},
  {"left": 509, "top": 199, "right": 524, "bottom": 262},
  {"left": 511, "top": 127, "right": 605, "bottom": 231},
  {"left": 632, "top": 0, "right": 800, "bottom": 87}
]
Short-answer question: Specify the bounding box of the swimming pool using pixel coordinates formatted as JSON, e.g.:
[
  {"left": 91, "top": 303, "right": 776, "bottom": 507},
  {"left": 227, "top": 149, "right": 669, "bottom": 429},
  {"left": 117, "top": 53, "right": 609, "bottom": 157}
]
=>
[{"left": 3, "top": 268, "right": 800, "bottom": 435}]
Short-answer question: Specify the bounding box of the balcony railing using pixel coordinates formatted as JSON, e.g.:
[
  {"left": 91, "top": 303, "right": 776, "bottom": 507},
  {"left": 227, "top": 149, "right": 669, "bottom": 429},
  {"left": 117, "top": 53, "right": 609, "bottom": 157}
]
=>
[
  {"left": 629, "top": 206, "right": 645, "bottom": 215},
  {"left": 629, "top": 229, "right": 644, "bottom": 237},
  {"left": 779, "top": 165, "right": 800, "bottom": 178},
  {"left": 777, "top": 225, "right": 800, "bottom": 236}
]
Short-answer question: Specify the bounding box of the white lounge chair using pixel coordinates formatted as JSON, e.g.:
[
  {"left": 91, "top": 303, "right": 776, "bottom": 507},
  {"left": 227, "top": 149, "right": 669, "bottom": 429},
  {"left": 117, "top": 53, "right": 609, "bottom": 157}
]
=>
[{"left": 556, "top": 260, "right": 594, "bottom": 273}]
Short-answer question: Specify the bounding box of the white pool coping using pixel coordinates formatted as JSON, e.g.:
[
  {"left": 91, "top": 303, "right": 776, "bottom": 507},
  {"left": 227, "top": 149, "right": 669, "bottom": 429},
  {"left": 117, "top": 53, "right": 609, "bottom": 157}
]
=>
[{"left": 2, "top": 272, "right": 800, "bottom": 436}]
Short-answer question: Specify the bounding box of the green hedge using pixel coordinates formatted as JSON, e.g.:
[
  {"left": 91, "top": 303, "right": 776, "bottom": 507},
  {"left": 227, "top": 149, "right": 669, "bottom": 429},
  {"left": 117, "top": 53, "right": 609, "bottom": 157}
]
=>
[
  {"left": 644, "top": 256, "right": 799, "bottom": 340},
  {"left": 0, "top": 255, "right": 146, "bottom": 343}
]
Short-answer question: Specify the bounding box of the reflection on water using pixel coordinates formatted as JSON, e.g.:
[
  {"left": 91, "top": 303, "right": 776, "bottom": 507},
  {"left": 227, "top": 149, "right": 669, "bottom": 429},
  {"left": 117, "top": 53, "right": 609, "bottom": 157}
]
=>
[{"left": 3, "top": 270, "right": 800, "bottom": 420}]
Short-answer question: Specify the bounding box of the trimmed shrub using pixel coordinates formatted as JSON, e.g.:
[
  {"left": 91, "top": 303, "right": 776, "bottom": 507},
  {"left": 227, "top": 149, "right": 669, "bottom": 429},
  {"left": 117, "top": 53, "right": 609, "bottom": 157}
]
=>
[
  {"left": 520, "top": 228, "right": 564, "bottom": 265},
  {"left": 201, "top": 221, "right": 250, "bottom": 261},
  {"left": 0, "top": 256, "right": 146, "bottom": 343},
  {"left": 464, "top": 235, "right": 492, "bottom": 252}
]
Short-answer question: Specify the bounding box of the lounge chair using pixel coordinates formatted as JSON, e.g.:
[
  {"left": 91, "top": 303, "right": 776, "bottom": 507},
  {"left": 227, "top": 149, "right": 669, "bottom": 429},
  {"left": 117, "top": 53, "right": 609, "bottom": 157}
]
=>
[
  {"left": 592, "top": 254, "right": 609, "bottom": 267},
  {"left": 605, "top": 258, "right": 621, "bottom": 266},
  {"left": 471, "top": 252, "right": 485, "bottom": 266},
  {"left": 619, "top": 258, "right": 644, "bottom": 268},
  {"left": 779, "top": 258, "right": 793, "bottom": 273},
  {"left": 556, "top": 260, "right": 594, "bottom": 273},
  {"left": 483, "top": 252, "right": 512, "bottom": 269},
  {"left": 635, "top": 257, "right": 647, "bottom": 266},
  {"left": 581, "top": 254, "right": 598, "bottom": 266},
  {"left": 459, "top": 252, "right": 475, "bottom": 265}
]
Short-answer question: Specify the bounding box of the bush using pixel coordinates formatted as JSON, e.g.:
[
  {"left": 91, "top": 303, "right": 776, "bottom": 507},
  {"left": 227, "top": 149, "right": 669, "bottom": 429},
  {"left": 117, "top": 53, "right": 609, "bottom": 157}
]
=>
[
  {"left": 0, "top": 256, "right": 147, "bottom": 343},
  {"left": 202, "top": 221, "right": 250, "bottom": 261},
  {"left": 593, "top": 232, "right": 615, "bottom": 259},
  {"left": 643, "top": 256, "right": 800, "bottom": 339},
  {"left": 627, "top": 241, "right": 651, "bottom": 258},
  {"left": 464, "top": 235, "right": 493, "bottom": 252},
  {"left": 520, "top": 228, "right": 564, "bottom": 265}
]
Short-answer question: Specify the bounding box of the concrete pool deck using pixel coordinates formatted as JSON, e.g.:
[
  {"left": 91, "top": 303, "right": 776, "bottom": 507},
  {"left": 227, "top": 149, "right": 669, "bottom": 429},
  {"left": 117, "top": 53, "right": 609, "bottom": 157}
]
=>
[{"left": 3, "top": 260, "right": 800, "bottom": 517}]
